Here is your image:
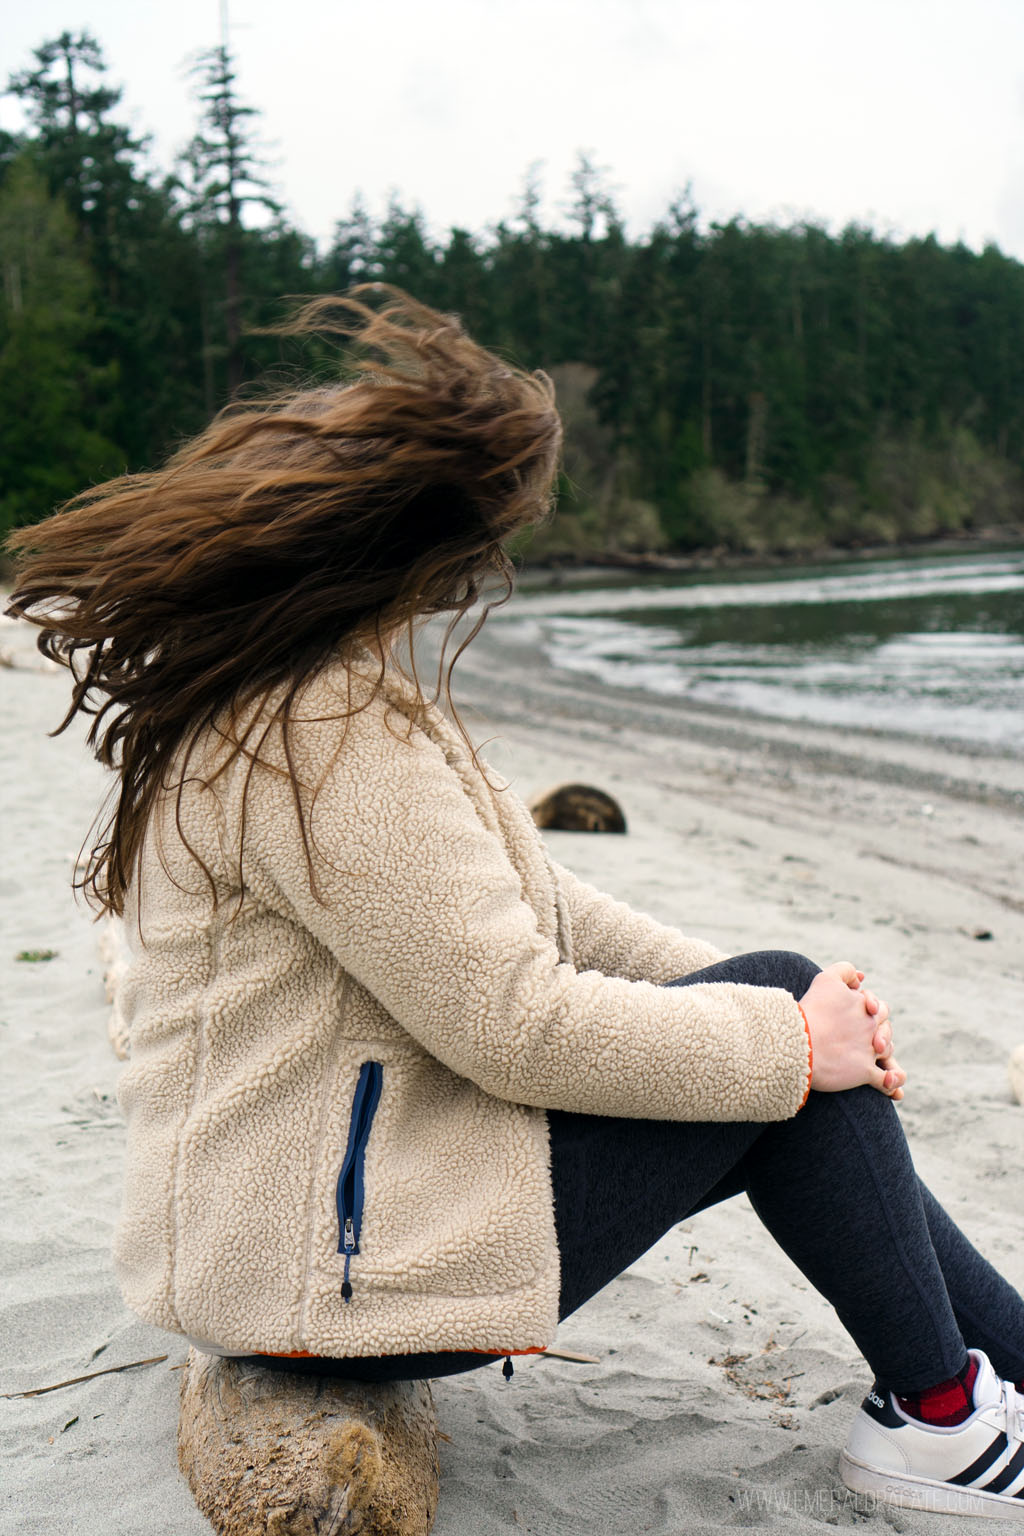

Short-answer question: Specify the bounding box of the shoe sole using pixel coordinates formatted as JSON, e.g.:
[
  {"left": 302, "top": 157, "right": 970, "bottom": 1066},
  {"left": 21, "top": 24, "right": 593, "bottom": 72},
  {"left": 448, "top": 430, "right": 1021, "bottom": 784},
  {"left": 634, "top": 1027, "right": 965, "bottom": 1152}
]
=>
[{"left": 840, "top": 1450, "right": 1024, "bottom": 1520}]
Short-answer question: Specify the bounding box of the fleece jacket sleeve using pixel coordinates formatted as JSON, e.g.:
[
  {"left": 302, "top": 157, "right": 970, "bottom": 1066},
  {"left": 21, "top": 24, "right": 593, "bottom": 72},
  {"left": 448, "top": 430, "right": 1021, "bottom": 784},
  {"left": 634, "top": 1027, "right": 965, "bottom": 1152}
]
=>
[
  {"left": 242, "top": 714, "right": 811, "bottom": 1124},
  {"left": 549, "top": 859, "right": 729, "bottom": 982}
]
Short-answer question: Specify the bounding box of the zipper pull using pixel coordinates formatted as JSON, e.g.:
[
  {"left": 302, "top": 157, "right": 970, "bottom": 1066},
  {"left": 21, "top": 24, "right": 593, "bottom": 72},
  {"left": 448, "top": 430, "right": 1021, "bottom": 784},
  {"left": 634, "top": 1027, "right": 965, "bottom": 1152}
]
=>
[
  {"left": 502, "top": 1356, "right": 514, "bottom": 1381},
  {"left": 342, "top": 1222, "right": 356, "bottom": 1301}
]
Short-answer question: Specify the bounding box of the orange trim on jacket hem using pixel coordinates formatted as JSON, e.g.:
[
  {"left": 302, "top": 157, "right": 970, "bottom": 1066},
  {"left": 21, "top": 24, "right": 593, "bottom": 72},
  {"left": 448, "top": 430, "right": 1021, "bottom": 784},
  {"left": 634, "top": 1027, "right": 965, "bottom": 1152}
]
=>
[{"left": 797, "top": 1003, "right": 813, "bottom": 1107}]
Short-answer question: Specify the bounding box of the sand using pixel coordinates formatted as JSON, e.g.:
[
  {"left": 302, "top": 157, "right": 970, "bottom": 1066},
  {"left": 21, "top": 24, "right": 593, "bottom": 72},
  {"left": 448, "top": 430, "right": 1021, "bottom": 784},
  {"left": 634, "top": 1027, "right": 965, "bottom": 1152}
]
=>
[{"left": 2, "top": 603, "right": 1023, "bottom": 1536}]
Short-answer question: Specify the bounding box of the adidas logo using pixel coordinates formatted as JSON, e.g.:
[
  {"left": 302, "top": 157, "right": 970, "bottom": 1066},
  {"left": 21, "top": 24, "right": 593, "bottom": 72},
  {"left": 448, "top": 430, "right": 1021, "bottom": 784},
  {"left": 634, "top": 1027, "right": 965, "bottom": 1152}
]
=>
[{"left": 867, "top": 1390, "right": 887, "bottom": 1410}]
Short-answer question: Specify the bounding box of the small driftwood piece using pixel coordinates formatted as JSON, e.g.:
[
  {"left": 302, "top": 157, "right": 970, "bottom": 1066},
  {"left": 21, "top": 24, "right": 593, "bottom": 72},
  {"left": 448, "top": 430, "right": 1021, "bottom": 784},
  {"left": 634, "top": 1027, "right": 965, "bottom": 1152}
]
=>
[
  {"left": 178, "top": 1350, "right": 440, "bottom": 1536},
  {"left": 540, "top": 1346, "right": 601, "bottom": 1365},
  {"left": 528, "top": 783, "right": 627, "bottom": 834},
  {"left": 1009, "top": 1045, "right": 1024, "bottom": 1106},
  {"left": 1, "top": 1353, "right": 168, "bottom": 1399}
]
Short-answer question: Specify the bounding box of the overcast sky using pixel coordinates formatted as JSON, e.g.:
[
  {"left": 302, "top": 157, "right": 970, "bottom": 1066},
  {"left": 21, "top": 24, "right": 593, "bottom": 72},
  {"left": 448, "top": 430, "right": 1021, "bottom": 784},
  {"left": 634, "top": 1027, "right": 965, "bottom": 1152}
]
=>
[{"left": 5, "top": 0, "right": 1024, "bottom": 258}]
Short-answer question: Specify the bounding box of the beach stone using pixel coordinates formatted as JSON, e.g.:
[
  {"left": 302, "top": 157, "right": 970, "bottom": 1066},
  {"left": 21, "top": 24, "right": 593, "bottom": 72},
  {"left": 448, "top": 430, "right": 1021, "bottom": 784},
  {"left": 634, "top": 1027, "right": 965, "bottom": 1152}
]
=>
[
  {"left": 1009, "top": 1045, "right": 1024, "bottom": 1106},
  {"left": 177, "top": 1350, "right": 439, "bottom": 1536},
  {"left": 528, "top": 782, "right": 627, "bottom": 834}
]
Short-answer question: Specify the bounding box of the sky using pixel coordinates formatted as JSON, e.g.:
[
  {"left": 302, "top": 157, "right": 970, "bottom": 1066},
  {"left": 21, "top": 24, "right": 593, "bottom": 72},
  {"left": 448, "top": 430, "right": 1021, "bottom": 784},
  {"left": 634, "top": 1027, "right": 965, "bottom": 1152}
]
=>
[{"left": 5, "top": 0, "right": 1024, "bottom": 258}]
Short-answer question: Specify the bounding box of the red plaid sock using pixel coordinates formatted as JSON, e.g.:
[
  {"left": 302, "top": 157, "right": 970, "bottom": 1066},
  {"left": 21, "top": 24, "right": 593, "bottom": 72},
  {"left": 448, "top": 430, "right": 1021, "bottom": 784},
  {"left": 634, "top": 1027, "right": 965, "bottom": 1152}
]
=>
[{"left": 895, "top": 1355, "right": 978, "bottom": 1426}]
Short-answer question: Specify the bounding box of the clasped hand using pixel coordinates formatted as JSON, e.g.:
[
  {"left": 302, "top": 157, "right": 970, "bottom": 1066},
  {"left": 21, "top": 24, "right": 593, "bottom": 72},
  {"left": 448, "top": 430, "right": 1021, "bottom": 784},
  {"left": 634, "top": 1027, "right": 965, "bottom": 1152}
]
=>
[{"left": 800, "top": 962, "right": 906, "bottom": 1099}]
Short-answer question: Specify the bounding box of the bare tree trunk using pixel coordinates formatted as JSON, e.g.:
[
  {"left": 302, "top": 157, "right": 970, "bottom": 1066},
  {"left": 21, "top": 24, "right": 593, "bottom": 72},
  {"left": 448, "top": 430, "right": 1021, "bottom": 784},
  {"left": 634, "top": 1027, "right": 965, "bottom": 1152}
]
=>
[
  {"left": 225, "top": 208, "right": 242, "bottom": 398},
  {"left": 745, "top": 390, "right": 767, "bottom": 487},
  {"left": 61, "top": 40, "right": 85, "bottom": 223},
  {"left": 701, "top": 340, "right": 713, "bottom": 461},
  {"left": 200, "top": 283, "right": 216, "bottom": 421}
]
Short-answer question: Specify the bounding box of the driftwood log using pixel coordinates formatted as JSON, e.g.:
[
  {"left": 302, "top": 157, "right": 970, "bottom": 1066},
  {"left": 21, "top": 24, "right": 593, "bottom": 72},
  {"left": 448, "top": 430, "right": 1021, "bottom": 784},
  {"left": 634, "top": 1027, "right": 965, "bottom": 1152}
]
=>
[
  {"left": 528, "top": 782, "right": 627, "bottom": 834},
  {"left": 178, "top": 1350, "right": 440, "bottom": 1536}
]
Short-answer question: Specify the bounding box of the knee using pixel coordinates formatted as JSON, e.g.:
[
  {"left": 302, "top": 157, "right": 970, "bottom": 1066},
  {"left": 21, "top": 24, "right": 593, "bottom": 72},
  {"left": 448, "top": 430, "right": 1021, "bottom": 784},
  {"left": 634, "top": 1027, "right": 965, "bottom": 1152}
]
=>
[
  {"left": 664, "top": 948, "right": 821, "bottom": 1000},
  {"left": 737, "top": 949, "right": 821, "bottom": 1002},
  {"left": 777, "top": 949, "right": 821, "bottom": 1000},
  {"left": 780, "top": 1080, "right": 905, "bottom": 1161},
  {"left": 813, "top": 1081, "right": 906, "bottom": 1144}
]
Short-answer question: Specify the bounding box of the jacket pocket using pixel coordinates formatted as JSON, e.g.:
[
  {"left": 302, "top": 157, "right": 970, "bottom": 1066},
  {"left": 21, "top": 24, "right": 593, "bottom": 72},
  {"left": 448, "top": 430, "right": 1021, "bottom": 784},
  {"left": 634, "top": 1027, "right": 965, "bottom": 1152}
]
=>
[{"left": 335, "top": 1060, "right": 383, "bottom": 1302}]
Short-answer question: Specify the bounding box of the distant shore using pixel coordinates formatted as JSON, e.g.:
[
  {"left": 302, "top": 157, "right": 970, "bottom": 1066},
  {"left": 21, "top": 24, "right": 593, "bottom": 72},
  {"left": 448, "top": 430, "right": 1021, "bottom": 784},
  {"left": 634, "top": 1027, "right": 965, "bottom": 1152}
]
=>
[
  {"left": 518, "top": 524, "right": 1024, "bottom": 579},
  {"left": 5, "top": 524, "right": 1023, "bottom": 594}
]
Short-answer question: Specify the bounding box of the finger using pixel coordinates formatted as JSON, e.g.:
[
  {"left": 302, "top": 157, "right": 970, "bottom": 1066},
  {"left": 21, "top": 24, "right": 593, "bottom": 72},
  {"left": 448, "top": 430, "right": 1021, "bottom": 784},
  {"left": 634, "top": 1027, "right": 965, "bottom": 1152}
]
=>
[
  {"left": 862, "top": 989, "right": 880, "bottom": 1015},
  {"left": 872, "top": 1016, "right": 892, "bottom": 1052},
  {"left": 876, "top": 1058, "right": 907, "bottom": 1089},
  {"left": 869, "top": 1061, "right": 907, "bottom": 1096},
  {"left": 827, "top": 961, "right": 861, "bottom": 988}
]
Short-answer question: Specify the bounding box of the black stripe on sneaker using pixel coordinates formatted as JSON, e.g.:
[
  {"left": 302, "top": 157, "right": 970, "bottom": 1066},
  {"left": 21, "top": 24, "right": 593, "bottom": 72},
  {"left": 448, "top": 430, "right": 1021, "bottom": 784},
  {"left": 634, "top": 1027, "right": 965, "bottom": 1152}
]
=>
[
  {"left": 982, "top": 1441, "right": 1024, "bottom": 1496},
  {"left": 862, "top": 1385, "right": 903, "bottom": 1428},
  {"left": 949, "top": 1431, "right": 1009, "bottom": 1487}
]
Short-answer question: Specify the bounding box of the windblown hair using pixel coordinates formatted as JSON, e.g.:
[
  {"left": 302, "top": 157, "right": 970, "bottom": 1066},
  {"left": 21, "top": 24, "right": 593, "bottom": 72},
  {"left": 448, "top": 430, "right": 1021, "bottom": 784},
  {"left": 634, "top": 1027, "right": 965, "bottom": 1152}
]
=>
[{"left": 5, "top": 287, "right": 562, "bottom": 916}]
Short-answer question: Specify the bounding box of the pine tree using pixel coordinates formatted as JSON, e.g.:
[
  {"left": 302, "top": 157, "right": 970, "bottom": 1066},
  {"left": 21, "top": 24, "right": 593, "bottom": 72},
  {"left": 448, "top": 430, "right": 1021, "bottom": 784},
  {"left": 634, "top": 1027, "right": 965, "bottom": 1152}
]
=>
[
  {"left": 7, "top": 32, "right": 123, "bottom": 227},
  {"left": 323, "top": 195, "right": 380, "bottom": 291},
  {"left": 0, "top": 155, "right": 119, "bottom": 532},
  {"left": 7, "top": 31, "right": 206, "bottom": 468},
  {"left": 179, "top": 44, "right": 282, "bottom": 397}
]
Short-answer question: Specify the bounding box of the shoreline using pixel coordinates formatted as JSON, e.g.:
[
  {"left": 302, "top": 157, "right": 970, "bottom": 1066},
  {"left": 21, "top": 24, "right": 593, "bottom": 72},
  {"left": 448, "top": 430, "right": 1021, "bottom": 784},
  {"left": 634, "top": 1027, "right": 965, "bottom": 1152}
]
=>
[
  {"left": 516, "top": 526, "right": 1024, "bottom": 581},
  {"left": 456, "top": 617, "right": 1024, "bottom": 805},
  {"left": 3, "top": 608, "right": 1023, "bottom": 1535},
  {"left": 5, "top": 527, "right": 1022, "bottom": 595}
]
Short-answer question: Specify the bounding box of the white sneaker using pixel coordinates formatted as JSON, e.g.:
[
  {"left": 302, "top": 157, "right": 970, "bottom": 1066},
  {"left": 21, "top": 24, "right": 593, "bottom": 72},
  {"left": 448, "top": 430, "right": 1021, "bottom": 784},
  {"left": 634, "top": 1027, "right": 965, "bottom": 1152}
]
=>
[{"left": 840, "top": 1350, "right": 1024, "bottom": 1518}]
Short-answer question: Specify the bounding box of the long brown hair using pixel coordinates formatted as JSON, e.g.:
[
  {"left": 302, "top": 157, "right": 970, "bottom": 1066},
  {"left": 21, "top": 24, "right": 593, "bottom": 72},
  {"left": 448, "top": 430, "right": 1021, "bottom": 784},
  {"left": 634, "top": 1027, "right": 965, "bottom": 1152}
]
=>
[{"left": 5, "top": 287, "right": 562, "bottom": 916}]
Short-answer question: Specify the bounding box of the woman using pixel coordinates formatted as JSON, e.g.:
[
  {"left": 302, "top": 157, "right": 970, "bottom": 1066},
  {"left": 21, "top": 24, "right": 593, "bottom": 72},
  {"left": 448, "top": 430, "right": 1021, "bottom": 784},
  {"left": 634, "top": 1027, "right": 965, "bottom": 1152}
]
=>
[{"left": 8, "top": 289, "right": 1024, "bottom": 1519}]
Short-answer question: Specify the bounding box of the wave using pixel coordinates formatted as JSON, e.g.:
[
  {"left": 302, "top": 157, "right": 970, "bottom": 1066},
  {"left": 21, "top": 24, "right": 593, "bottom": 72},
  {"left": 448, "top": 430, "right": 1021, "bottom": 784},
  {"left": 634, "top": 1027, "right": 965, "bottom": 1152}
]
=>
[
  {"left": 500, "top": 553, "right": 1024, "bottom": 621},
  {"left": 496, "top": 551, "right": 1024, "bottom": 750}
]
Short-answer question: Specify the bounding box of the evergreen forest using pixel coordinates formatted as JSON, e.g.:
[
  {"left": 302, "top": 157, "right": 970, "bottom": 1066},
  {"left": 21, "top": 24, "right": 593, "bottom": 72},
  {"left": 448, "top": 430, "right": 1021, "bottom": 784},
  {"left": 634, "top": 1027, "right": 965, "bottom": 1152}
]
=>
[{"left": 4, "top": 31, "right": 1024, "bottom": 560}]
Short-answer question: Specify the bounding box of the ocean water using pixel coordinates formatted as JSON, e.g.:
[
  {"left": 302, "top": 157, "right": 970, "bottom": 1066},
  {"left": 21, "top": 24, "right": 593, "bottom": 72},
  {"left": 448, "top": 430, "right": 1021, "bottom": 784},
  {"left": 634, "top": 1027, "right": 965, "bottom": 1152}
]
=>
[{"left": 497, "top": 549, "right": 1024, "bottom": 751}]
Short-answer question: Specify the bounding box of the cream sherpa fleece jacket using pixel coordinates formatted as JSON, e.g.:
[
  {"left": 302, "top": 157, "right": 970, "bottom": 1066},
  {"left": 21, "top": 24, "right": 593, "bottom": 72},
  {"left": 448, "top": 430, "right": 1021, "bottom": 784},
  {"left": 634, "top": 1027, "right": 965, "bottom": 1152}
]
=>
[{"left": 113, "top": 664, "right": 812, "bottom": 1359}]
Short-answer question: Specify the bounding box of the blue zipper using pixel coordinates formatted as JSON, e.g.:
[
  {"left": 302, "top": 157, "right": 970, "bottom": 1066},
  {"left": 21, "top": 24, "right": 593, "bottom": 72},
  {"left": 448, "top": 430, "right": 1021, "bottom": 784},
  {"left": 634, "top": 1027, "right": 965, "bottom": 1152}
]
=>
[{"left": 335, "top": 1060, "right": 383, "bottom": 1303}]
